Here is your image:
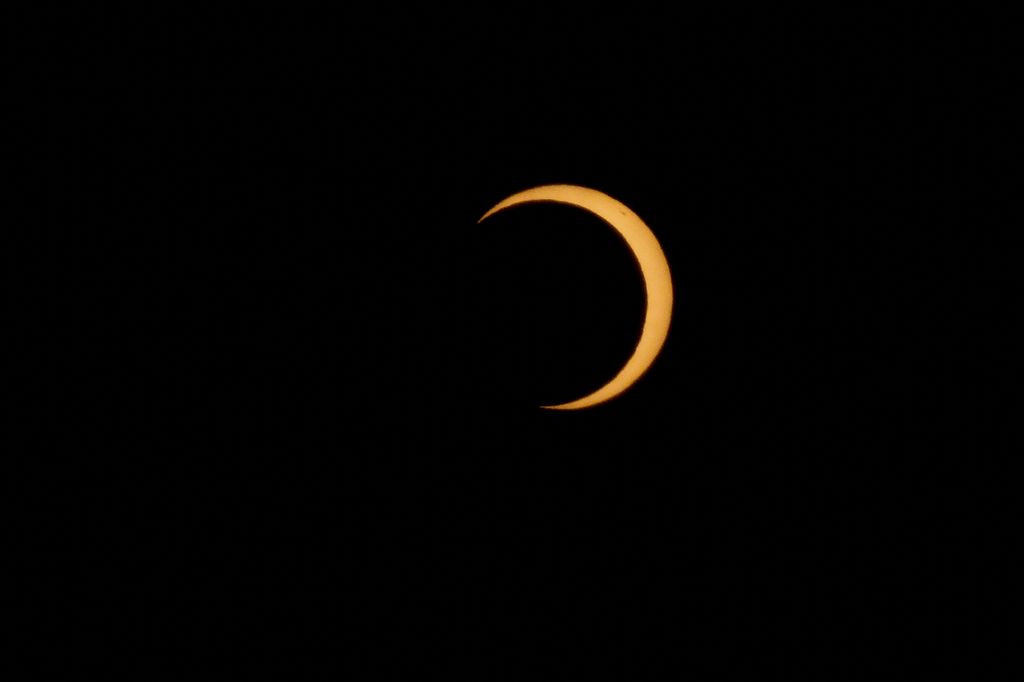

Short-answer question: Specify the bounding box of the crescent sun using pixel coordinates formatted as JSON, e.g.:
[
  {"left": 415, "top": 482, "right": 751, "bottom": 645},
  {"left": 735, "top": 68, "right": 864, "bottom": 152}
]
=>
[{"left": 478, "top": 184, "right": 674, "bottom": 410}]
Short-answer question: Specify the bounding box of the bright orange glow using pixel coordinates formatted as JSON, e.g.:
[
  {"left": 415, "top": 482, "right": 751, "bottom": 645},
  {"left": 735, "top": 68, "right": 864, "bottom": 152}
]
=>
[{"left": 478, "top": 184, "right": 673, "bottom": 410}]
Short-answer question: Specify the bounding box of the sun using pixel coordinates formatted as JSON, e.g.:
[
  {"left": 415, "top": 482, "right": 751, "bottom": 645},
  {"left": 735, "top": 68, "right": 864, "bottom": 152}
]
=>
[{"left": 478, "top": 184, "right": 673, "bottom": 409}]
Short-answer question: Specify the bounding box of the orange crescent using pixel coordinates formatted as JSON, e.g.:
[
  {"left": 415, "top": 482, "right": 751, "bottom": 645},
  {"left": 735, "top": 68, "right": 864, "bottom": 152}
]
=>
[{"left": 478, "top": 184, "right": 673, "bottom": 409}]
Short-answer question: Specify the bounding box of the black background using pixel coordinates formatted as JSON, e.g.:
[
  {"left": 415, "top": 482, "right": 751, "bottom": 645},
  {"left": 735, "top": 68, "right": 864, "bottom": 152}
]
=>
[{"left": 14, "top": 8, "right": 1003, "bottom": 676}]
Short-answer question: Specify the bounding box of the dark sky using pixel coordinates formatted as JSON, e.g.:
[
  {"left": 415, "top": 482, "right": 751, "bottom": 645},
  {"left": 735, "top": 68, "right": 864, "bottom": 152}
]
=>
[{"left": 15, "top": 8, "right": 1001, "bottom": 676}]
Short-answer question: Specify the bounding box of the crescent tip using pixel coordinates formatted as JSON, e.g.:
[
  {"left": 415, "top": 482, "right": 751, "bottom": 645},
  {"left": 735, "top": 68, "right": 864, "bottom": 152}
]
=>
[{"left": 477, "top": 207, "right": 501, "bottom": 223}]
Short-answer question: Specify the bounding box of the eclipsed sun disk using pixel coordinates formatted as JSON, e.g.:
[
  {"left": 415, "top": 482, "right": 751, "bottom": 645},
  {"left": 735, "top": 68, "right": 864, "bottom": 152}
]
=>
[{"left": 478, "top": 184, "right": 673, "bottom": 410}]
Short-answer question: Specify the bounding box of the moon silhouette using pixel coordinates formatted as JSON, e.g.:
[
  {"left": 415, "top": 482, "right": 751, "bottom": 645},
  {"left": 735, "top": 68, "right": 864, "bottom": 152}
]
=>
[{"left": 478, "top": 184, "right": 673, "bottom": 410}]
